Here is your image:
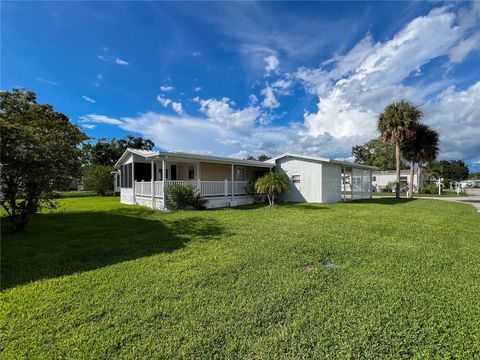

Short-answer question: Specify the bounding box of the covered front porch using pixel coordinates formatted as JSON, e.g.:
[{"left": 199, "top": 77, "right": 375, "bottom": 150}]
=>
[
  {"left": 116, "top": 149, "right": 272, "bottom": 210},
  {"left": 135, "top": 179, "right": 250, "bottom": 199}
]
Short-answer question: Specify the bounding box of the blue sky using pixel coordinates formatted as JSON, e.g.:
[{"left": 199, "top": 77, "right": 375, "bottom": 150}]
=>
[{"left": 2, "top": 1, "right": 480, "bottom": 169}]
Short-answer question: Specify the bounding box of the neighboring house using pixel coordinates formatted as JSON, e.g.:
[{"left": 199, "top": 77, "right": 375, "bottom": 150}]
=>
[
  {"left": 268, "top": 154, "right": 375, "bottom": 202},
  {"left": 114, "top": 149, "right": 377, "bottom": 210},
  {"left": 372, "top": 169, "right": 424, "bottom": 192},
  {"left": 114, "top": 149, "right": 272, "bottom": 210},
  {"left": 111, "top": 171, "right": 121, "bottom": 195},
  {"left": 67, "top": 177, "right": 85, "bottom": 191}
]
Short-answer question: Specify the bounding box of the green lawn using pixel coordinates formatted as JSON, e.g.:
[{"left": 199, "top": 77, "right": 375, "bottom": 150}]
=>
[{"left": 2, "top": 197, "right": 480, "bottom": 358}]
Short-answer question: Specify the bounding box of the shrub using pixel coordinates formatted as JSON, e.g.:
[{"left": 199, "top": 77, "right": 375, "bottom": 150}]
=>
[
  {"left": 255, "top": 172, "right": 290, "bottom": 206},
  {"left": 443, "top": 179, "right": 453, "bottom": 189},
  {"left": 386, "top": 181, "right": 397, "bottom": 192},
  {"left": 244, "top": 180, "right": 263, "bottom": 202},
  {"left": 85, "top": 165, "right": 113, "bottom": 196},
  {"left": 165, "top": 184, "right": 206, "bottom": 210},
  {"left": 421, "top": 184, "right": 439, "bottom": 194}
]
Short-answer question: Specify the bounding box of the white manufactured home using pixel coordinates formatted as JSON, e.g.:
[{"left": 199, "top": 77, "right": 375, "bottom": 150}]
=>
[
  {"left": 268, "top": 154, "right": 375, "bottom": 203},
  {"left": 114, "top": 149, "right": 376, "bottom": 210},
  {"left": 114, "top": 149, "right": 273, "bottom": 210},
  {"left": 371, "top": 169, "right": 424, "bottom": 192}
]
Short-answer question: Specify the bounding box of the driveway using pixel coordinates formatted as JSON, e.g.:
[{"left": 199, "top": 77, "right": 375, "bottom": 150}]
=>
[{"left": 374, "top": 189, "right": 480, "bottom": 213}]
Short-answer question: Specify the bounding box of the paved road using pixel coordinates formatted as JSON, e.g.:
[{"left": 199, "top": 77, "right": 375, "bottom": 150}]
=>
[
  {"left": 441, "top": 188, "right": 480, "bottom": 213},
  {"left": 375, "top": 189, "right": 480, "bottom": 213}
]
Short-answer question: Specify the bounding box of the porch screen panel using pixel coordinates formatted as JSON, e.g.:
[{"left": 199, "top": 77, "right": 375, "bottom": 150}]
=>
[
  {"left": 352, "top": 167, "right": 363, "bottom": 200},
  {"left": 129, "top": 163, "right": 133, "bottom": 187},
  {"left": 362, "top": 170, "right": 371, "bottom": 199}
]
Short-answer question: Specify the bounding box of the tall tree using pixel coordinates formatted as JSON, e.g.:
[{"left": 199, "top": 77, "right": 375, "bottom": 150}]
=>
[
  {"left": 83, "top": 135, "right": 155, "bottom": 167},
  {"left": 246, "top": 154, "right": 271, "bottom": 162},
  {"left": 446, "top": 160, "right": 469, "bottom": 181},
  {"left": 401, "top": 123, "right": 439, "bottom": 197},
  {"left": 469, "top": 172, "right": 480, "bottom": 180},
  {"left": 427, "top": 160, "right": 469, "bottom": 182},
  {"left": 0, "top": 89, "right": 88, "bottom": 231},
  {"left": 377, "top": 101, "right": 422, "bottom": 198},
  {"left": 352, "top": 138, "right": 407, "bottom": 170}
]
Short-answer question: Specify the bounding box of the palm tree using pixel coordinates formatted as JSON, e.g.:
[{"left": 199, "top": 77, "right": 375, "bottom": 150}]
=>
[
  {"left": 416, "top": 127, "right": 439, "bottom": 192},
  {"left": 425, "top": 160, "right": 444, "bottom": 195},
  {"left": 255, "top": 172, "right": 290, "bottom": 206},
  {"left": 401, "top": 123, "right": 439, "bottom": 198},
  {"left": 377, "top": 101, "right": 422, "bottom": 198}
]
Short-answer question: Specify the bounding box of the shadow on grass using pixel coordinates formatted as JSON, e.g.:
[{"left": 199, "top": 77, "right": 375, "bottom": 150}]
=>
[
  {"left": 1, "top": 209, "right": 227, "bottom": 290},
  {"left": 228, "top": 202, "right": 330, "bottom": 211},
  {"left": 280, "top": 203, "right": 330, "bottom": 211},
  {"left": 350, "top": 198, "right": 417, "bottom": 205}
]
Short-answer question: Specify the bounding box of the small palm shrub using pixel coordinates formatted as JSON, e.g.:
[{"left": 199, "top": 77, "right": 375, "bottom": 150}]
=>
[
  {"left": 244, "top": 180, "right": 263, "bottom": 202},
  {"left": 255, "top": 172, "right": 290, "bottom": 206},
  {"left": 165, "top": 184, "right": 207, "bottom": 210}
]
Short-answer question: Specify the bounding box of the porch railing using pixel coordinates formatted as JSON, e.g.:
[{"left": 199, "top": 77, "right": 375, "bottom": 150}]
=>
[{"left": 134, "top": 180, "right": 248, "bottom": 198}]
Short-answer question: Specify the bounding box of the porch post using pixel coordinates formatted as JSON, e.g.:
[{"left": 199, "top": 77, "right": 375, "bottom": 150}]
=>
[
  {"left": 196, "top": 162, "right": 201, "bottom": 194},
  {"left": 151, "top": 160, "right": 155, "bottom": 204},
  {"left": 370, "top": 170, "right": 373, "bottom": 199},
  {"left": 361, "top": 169, "right": 364, "bottom": 199},
  {"left": 162, "top": 158, "right": 167, "bottom": 198},
  {"left": 132, "top": 160, "right": 135, "bottom": 203},
  {"left": 343, "top": 165, "right": 346, "bottom": 202},
  {"left": 231, "top": 164, "right": 234, "bottom": 200}
]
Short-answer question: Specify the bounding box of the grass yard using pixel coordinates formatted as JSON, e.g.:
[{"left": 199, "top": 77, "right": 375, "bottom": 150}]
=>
[{"left": 1, "top": 197, "right": 480, "bottom": 358}]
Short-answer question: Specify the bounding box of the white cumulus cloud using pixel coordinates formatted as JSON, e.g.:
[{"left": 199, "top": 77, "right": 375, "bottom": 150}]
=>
[
  {"left": 261, "top": 85, "right": 280, "bottom": 109},
  {"left": 115, "top": 58, "right": 129, "bottom": 65},
  {"left": 264, "top": 55, "right": 279, "bottom": 75},
  {"left": 194, "top": 97, "right": 260, "bottom": 135},
  {"left": 82, "top": 95, "right": 96, "bottom": 104}
]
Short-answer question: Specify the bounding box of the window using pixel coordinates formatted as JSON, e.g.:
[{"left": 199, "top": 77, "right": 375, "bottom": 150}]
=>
[
  {"left": 372, "top": 176, "right": 377, "bottom": 182},
  {"left": 188, "top": 166, "right": 195, "bottom": 180},
  {"left": 234, "top": 167, "right": 245, "bottom": 181},
  {"left": 291, "top": 175, "right": 300, "bottom": 183}
]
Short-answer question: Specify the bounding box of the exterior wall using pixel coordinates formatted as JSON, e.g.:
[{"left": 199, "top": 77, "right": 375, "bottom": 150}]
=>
[
  {"left": 132, "top": 194, "right": 255, "bottom": 210},
  {"left": 120, "top": 188, "right": 135, "bottom": 204},
  {"left": 372, "top": 171, "right": 422, "bottom": 191},
  {"left": 135, "top": 196, "right": 165, "bottom": 210},
  {"left": 276, "top": 157, "right": 324, "bottom": 203},
  {"left": 322, "top": 163, "right": 342, "bottom": 203},
  {"left": 176, "top": 162, "right": 197, "bottom": 180},
  {"left": 113, "top": 173, "right": 121, "bottom": 194},
  {"left": 199, "top": 162, "right": 232, "bottom": 181}
]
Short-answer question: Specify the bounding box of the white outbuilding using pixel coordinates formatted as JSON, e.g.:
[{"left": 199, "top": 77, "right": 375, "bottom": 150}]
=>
[{"left": 267, "top": 153, "right": 376, "bottom": 203}]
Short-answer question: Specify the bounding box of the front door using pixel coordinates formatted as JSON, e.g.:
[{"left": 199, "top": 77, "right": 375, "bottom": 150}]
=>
[{"left": 170, "top": 164, "right": 177, "bottom": 180}]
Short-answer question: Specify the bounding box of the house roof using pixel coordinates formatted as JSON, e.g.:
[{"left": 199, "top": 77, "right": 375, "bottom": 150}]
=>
[
  {"left": 114, "top": 148, "right": 274, "bottom": 169},
  {"left": 372, "top": 169, "right": 416, "bottom": 175},
  {"left": 266, "top": 153, "right": 377, "bottom": 170}
]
